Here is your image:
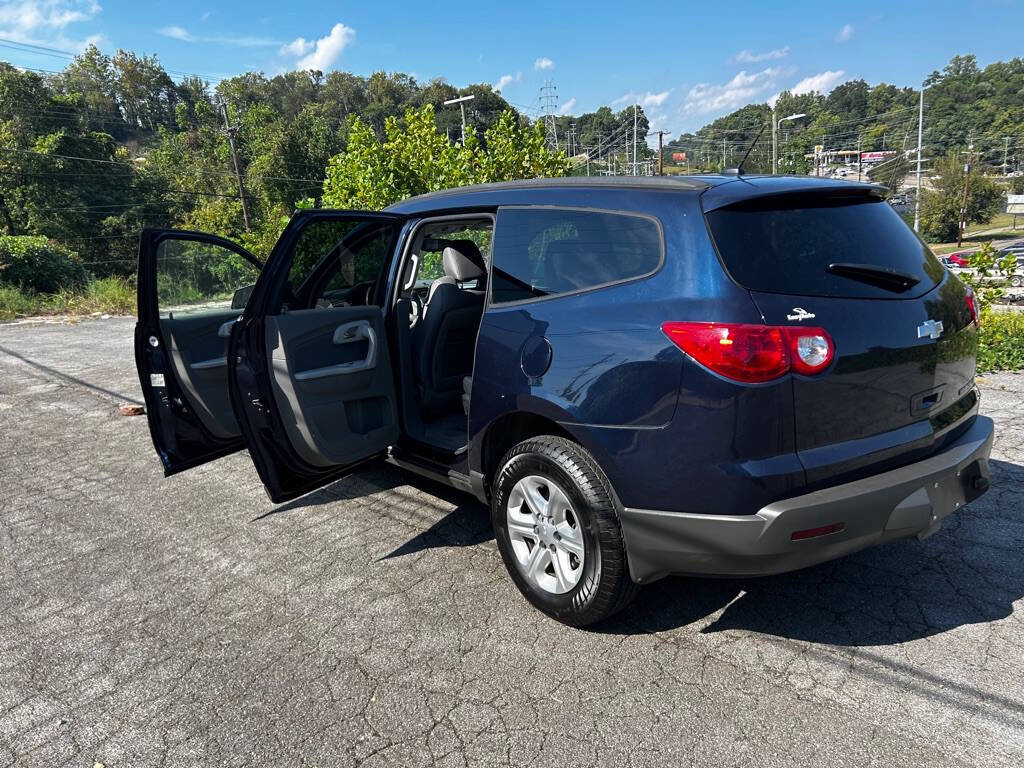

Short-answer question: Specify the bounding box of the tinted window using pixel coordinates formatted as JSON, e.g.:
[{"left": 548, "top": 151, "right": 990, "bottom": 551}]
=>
[
  {"left": 705, "top": 195, "right": 943, "bottom": 299},
  {"left": 155, "top": 238, "right": 260, "bottom": 315},
  {"left": 490, "top": 208, "right": 662, "bottom": 304},
  {"left": 280, "top": 218, "right": 397, "bottom": 311}
]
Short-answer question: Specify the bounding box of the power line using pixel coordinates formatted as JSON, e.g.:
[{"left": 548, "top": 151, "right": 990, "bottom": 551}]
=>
[{"left": 1, "top": 145, "right": 325, "bottom": 184}]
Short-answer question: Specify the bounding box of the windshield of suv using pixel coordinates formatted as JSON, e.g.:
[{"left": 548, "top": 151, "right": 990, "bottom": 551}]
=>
[{"left": 705, "top": 194, "right": 944, "bottom": 299}]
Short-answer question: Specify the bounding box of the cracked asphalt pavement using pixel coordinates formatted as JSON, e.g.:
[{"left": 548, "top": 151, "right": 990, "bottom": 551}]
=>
[{"left": 2, "top": 316, "right": 1024, "bottom": 767}]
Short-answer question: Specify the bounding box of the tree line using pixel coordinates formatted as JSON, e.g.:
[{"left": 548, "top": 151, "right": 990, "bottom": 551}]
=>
[
  {"left": 1, "top": 48, "right": 1023, "bottom": 293},
  {"left": 665, "top": 54, "right": 1024, "bottom": 185}
]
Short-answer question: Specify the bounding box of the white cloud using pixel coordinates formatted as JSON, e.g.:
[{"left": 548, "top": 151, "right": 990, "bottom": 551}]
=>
[
  {"left": 836, "top": 24, "right": 854, "bottom": 42},
  {"left": 613, "top": 89, "right": 672, "bottom": 109},
  {"left": 158, "top": 25, "right": 193, "bottom": 42},
  {"left": 279, "top": 37, "right": 314, "bottom": 57},
  {"left": 734, "top": 46, "right": 790, "bottom": 63},
  {"left": 294, "top": 22, "right": 355, "bottom": 71},
  {"left": 0, "top": 0, "right": 100, "bottom": 32},
  {"left": 0, "top": 0, "right": 102, "bottom": 50},
  {"left": 534, "top": 56, "right": 553, "bottom": 71},
  {"left": 159, "top": 24, "right": 279, "bottom": 47},
  {"left": 684, "top": 68, "right": 784, "bottom": 114},
  {"left": 493, "top": 71, "right": 521, "bottom": 92},
  {"left": 791, "top": 69, "right": 846, "bottom": 95},
  {"left": 558, "top": 97, "right": 576, "bottom": 116}
]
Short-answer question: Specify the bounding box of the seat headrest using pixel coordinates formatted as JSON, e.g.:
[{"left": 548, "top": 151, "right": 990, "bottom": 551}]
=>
[
  {"left": 442, "top": 240, "right": 486, "bottom": 282},
  {"left": 544, "top": 239, "right": 616, "bottom": 292}
]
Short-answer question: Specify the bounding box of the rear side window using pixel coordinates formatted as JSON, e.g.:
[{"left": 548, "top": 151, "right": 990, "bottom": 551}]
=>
[
  {"left": 705, "top": 195, "right": 944, "bottom": 299},
  {"left": 490, "top": 207, "right": 663, "bottom": 304}
]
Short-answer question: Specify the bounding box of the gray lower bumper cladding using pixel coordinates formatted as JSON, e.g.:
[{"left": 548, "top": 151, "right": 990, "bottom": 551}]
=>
[{"left": 620, "top": 416, "right": 994, "bottom": 584}]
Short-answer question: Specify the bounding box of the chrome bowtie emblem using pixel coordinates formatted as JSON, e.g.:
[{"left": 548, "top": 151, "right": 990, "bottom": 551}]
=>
[
  {"left": 786, "top": 307, "right": 816, "bottom": 321},
  {"left": 917, "top": 319, "right": 944, "bottom": 339}
]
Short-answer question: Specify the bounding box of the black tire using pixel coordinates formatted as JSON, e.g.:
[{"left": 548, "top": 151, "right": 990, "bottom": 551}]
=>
[{"left": 491, "top": 435, "right": 639, "bottom": 626}]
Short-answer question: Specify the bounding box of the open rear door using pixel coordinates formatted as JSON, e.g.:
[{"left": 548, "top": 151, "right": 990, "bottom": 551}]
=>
[
  {"left": 135, "top": 229, "right": 262, "bottom": 474},
  {"left": 228, "top": 211, "right": 406, "bottom": 503}
]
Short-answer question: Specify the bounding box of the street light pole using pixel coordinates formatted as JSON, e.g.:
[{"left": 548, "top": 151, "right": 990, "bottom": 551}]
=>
[
  {"left": 443, "top": 94, "right": 475, "bottom": 145},
  {"left": 914, "top": 87, "right": 924, "bottom": 233},
  {"left": 772, "top": 111, "right": 806, "bottom": 174}
]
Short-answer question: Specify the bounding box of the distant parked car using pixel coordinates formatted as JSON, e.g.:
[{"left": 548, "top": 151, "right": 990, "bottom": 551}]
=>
[
  {"left": 1006, "top": 255, "right": 1024, "bottom": 287},
  {"left": 946, "top": 251, "right": 973, "bottom": 267}
]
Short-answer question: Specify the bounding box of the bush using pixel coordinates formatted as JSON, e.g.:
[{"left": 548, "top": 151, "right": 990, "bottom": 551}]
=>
[
  {"left": 0, "top": 235, "right": 89, "bottom": 293},
  {"left": 978, "top": 311, "right": 1024, "bottom": 372}
]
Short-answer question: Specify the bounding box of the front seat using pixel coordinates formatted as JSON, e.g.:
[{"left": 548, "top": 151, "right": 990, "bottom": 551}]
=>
[{"left": 412, "top": 240, "right": 487, "bottom": 417}]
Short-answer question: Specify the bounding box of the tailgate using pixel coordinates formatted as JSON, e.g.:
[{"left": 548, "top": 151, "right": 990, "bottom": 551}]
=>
[{"left": 704, "top": 187, "right": 979, "bottom": 487}]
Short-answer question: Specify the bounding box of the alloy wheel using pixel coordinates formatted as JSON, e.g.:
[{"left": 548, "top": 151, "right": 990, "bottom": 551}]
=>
[{"left": 505, "top": 475, "right": 585, "bottom": 594}]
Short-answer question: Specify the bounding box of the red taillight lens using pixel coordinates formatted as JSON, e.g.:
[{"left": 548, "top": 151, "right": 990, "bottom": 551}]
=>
[
  {"left": 661, "top": 322, "right": 788, "bottom": 382},
  {"left": 661, "top": 322, "right": 834, "bottom": 383},
  {"left": 965, "top": 286, "right": 980, "bottom": 327}
]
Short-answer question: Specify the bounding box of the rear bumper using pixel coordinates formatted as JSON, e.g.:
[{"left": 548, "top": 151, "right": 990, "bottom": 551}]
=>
[{"left": 620, "top": 415, "right": 994, "bottom": 584}]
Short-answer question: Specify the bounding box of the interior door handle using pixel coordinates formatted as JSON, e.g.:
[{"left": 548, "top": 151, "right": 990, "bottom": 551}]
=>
[
  {"left": 294, "top": 321, "right": 377, "bottom": 381},
  {"left": 218, "top": 317, "right": 240, "bottom": 338}
]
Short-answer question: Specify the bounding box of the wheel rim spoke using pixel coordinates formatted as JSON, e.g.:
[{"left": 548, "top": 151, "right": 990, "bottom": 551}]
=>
[
  {"left": 520, "top": 477, "right": 550, "bottom": 518},
  {"left": 555, "top": 522, "right": 584, "bottom": 558},
  {"left": 507, "top": 517, "right": 535, "bottom": 540},
  {"left": 551, "top": 551, "right": 575, "bottom": 592},
  {"left": 525, "top": 543, "right": 550, "bottom": 582}
]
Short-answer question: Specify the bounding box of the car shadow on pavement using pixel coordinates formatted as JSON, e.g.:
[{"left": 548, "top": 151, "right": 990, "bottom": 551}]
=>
[
  {"left": 253, "top": 464, "right": 495, "bottom": 557},
  {"left": 599, "top": 458, "right": 1024, "bottom": 647},
  {"left": 378, "top": 499, "right": 493, "bottom": 560}
]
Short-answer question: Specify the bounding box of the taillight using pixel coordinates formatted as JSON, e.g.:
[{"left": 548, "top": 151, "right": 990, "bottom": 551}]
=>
[
  {"left": 965, "top": 286, "right": 980, "bottom": 326},
  {"left": 661, "top": 322, "right": 835, "bottom": 383}
]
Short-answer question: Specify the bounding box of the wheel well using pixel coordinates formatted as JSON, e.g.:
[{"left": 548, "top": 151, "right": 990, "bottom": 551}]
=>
[{"left": 480, "top": 411, "right": 574, "bottom": 491}]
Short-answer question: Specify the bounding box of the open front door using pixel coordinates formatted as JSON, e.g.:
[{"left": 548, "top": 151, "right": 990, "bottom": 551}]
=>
[
  {"left": 228, "top": 211, "right": 406, "bottom": 503},
  {"left": 135, "top": 229, "right": 263, "bottom": 474}
]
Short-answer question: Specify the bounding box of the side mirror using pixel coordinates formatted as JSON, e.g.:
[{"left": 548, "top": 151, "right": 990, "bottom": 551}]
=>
[{"left": 231, "top": 284, "right": 255, "bottom": 310}]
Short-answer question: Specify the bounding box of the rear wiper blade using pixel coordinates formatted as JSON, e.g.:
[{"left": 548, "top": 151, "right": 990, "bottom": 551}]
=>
[{"left": 826, "top": 262, "right": 921, "bottom": 293}]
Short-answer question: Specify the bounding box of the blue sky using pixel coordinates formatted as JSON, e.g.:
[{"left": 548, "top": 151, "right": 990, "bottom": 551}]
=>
[{"left": 1, "top": 0, "right": 1022, "bottom": 136}]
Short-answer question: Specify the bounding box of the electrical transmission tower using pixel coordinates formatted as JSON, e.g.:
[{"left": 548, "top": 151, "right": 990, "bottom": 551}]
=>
[{"left": 539, "top": 80, "right": 559, "bottom": 151}]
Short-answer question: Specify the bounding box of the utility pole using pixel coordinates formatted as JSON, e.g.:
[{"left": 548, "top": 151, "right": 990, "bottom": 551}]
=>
[
  {"left": 914, "top": 87, "right": 924, "bottom": 233},
  {"left": 443, "top": 94, "right": 475, "bottom": 145},
  {"left": 219, "top": 101, "right": 250, "bottom": 232},
  {"left": 857, "top": 133, "right": 862, "bottom": 182},
  {"left": 1005, "top": 136, "right": 1012, "bottom": 177},
  {"left": 722, "top": 138, "right": 726, "bottom": 171},
  {"left": 626, "top": 104, "right": 634, "bottom": 178},
  {"left": 772, "top": 111, "right": 806, "bottom": 174},
  {"left": 957, "top": 137, "right": 974, "bottom": 247},
  {"left": 656, "top": 130, "right": 671, "bottom": 175}
]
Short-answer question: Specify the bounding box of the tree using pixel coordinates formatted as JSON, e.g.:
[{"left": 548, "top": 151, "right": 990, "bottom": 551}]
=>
[
  {"left": 920, "top": 152, "right": 1004, "bottom": 242},
  {"left": 322, "top": 105, "right": 570, "bottom": 211}
]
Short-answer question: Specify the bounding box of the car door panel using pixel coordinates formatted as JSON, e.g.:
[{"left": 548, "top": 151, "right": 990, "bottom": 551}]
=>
[
  {"left": 265, "top": 307, "right": 398, "bottom": 468},
  {"left": 228, "top": 211, "right": 406, "bottom": 503},
  {"left": 161, "top": 308, "right": 241, "bottom": 440},
  {"left": 135, "top": 228, "right": 262, "bottom": 475}
]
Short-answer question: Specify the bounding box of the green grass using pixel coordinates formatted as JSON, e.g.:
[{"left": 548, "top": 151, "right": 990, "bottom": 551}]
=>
[
  {"left": 0, "top": 284, "right": 45, "bottom": 321},
  {"left": 0, "top": 277, "right": 135, "bottom": 322}
]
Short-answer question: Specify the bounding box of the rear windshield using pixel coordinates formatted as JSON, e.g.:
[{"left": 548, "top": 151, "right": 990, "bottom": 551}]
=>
[{"left": 705, "top": 194, "right": 944, "bottom": 299}]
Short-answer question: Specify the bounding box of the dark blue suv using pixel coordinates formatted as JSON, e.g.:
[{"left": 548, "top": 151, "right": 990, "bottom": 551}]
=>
[{"left": 136, "top": 175, "right": 994, "bottom": 626}]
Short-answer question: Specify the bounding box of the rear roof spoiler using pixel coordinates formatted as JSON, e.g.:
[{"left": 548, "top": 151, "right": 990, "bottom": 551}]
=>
[{"left": 699, "top": 176, "right": 886, "bottom": 213}]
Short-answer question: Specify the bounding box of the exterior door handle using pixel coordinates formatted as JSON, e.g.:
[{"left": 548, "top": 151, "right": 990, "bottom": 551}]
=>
[{"left": 294, "top": 321, "right": 377, "bottom": 381}]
